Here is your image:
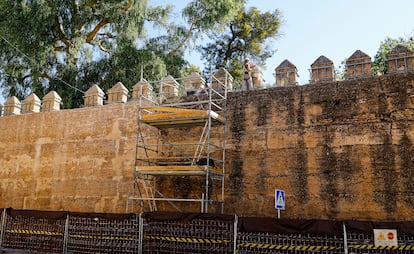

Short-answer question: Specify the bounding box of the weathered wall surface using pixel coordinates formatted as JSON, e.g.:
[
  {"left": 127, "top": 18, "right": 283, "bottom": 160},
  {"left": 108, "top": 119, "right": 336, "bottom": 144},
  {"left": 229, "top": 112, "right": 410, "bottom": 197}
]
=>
[
  {"left": 0, "top": 73, "right": 413, "bottom": 220},
  {"left": 225, "top": 73, "right": 414, "bottom": 220},
  {"left": 0, "top": 103, "right": 138, "bottom": 212}
]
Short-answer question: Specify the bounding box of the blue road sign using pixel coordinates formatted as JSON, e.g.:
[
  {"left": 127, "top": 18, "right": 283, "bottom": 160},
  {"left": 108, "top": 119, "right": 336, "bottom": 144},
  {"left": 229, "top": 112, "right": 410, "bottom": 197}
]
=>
[{"left": 275, "top": 189, "right": 285, "bottom": 210}]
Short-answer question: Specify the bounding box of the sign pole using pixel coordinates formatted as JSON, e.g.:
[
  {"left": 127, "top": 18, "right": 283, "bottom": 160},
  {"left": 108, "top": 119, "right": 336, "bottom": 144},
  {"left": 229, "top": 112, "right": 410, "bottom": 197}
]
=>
[{"left": 277, "top": 209, "right": 280, "bottom": 219}]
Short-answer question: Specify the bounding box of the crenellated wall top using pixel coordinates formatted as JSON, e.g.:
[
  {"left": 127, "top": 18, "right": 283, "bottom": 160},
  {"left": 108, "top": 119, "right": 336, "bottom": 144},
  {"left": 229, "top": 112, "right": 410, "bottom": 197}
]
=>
[{"left": 2, "top": 44, "right": 414, "bottom": 117}]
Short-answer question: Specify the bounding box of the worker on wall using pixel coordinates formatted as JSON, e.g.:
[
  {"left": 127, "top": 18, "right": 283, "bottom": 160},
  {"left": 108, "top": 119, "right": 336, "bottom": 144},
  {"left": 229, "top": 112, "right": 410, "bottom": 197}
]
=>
[{"left": 242, "top": 58, "right": 256, "bottom": 91}]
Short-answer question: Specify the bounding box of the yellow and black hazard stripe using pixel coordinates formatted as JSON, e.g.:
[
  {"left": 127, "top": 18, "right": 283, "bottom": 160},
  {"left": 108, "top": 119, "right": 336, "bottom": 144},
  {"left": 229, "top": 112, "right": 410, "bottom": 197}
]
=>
[
  {"left": 238, "top": 243, "right": 340, "bottom": 251},
  {"left": 6, "top": 229, "right": 62, "bottom": 236},
  {"left": 70, "top": 234, "right": 137, "bottom": 241},
  {"left": 6, "top": 230, "right": 414, "bottom": 251},
  {"left": 146, "top": 237, "right": 338, "bottom": 251},
  {"left": 144, "top": 235, "right": 231, "bottom": 244},
  {"left": 349, "top": 245, "right": 414, "bottom": 250},
  {"left": 6, "top": 229, "right": 137, "bottom": 241}
]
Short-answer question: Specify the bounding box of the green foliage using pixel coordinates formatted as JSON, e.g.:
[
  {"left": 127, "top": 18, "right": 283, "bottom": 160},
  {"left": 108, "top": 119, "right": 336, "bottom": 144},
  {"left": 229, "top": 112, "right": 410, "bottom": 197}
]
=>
[
  {"left": 372, "top": 36, "right": 414, "bottom": 75},
  {"left": 199, "top": 6, "right": 282, "bottom": 87},
  {"left": 105, "top": 45, "right": 168, "bottom": 92},
  {"left": 181, "top": 64, "right": 202, "bottom": 78},
  {"left": 0, "top": 0, "right": 155, "bottom": 106},
  {"left": 335, "top": 60, "right": 347, "bottom": 81},
  {"left": 183, "top": 0, "right": 241, "bottom": 30},
  {"left": 0, "top": 0, "right": 282, "bottom": 106},
  {"left": 167, "top": 0, "right": 242, "bottom": 56},
  {"left": 144, "top": 35, "right": 187, "bottom": 78}
]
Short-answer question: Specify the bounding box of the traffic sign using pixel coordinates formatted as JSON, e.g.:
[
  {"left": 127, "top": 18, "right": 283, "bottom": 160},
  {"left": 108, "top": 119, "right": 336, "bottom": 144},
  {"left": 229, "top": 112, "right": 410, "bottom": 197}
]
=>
[{"left": 275, "top": 189, "right": 285, "bottom": 210}]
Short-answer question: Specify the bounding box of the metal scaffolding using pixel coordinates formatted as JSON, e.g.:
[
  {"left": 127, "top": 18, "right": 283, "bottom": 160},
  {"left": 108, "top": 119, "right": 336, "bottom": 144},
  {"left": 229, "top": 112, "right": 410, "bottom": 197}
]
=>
[{"left": 127, "top": 71, "right": 228, "bottom": 214}]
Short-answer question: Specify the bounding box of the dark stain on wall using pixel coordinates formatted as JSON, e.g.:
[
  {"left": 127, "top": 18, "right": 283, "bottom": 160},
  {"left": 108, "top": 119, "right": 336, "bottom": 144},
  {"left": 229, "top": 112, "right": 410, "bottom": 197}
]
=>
[
  {"left": 376, "top": 81, "right": 389, "bottom": 119},
  {"left": 398, "top": 133, "right": 414, "bottom": 206},
  {"left": 318, "top": 140, "right": 358, "bottom": 218},
  {"left": 255, "top": 151, "right": 269, "bottom": 192},
  {"left": 306, "top": 84, "right": 335, "bottom": 123},
  {"left": 337, "top": 145, "right": 360, "bottom": 202},
  {"left": 318, "top": 132, "right": 340, "bottom": 218},
  {"left": 172, "top": 176, "right": 193, "bottom": 198},
  {"left": 370, "top": 132, "right": 397, "bottom": 215},
  {"left": 290, "top": 138, "right": 309, "bottom": 204},
  {"left": 229, "top": 153, "right": 244, "bottom": 197},
  {"left": 161, "top": 72, "right": 413, "bottom": 218},
  {"left": 228, "top": 93, "right": 248, "bottom": 197},
  {"left": 285, "top": 88, "right": 297, "bottom": 126},
  {"left": 253, "top": 91, "right": 271, "bottom": 191},
  {"left": 391, "top": 81, "right": 408, "bottom": 110},
  {"left": 254, "top": 92, "right": 270, "bottom": 126},
  {"left": 383, "top": 75, "right": 412, "bottom": 110},
  {"left": 289, "top": 92, "right": 309, "bottom": 204},
  {"left": 296, "top": 91, "right": 305, "bottom": 127},
  {"left": 156, "top": 175, "right": 204, "bottom": 201}
]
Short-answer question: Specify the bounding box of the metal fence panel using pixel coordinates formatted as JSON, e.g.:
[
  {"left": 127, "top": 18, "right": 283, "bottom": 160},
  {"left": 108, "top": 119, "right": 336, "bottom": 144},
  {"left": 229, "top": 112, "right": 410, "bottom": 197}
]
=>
[
  {"left": 3, "top": 208, "right": 414, "bottom": 253},
  {"left": 345, "top": 220, "right": 414, "bottom": 253},
  {"left": 142, "top": 212, "right": 235, "bottom": 254},
  {"left": 236, "top": 217, "right": 344, "bottom": 254},
  {"left": 237, "top": 232, "right": 344, "bottom": 254},
  {"left": 66, "top": 213, "right": 139, "bottom": 254},
  {"left": 1, "top": 208, "right": 66, "bottom": 253},
  {"left": 347, "top": 232, "right": 414, "bottom": 253}
]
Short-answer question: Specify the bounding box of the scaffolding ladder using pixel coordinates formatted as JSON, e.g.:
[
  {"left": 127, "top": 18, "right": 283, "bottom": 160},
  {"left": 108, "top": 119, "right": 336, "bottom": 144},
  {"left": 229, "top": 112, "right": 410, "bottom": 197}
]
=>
[{"left": 127, "top": 71, "right": 228, "bottom": 213}]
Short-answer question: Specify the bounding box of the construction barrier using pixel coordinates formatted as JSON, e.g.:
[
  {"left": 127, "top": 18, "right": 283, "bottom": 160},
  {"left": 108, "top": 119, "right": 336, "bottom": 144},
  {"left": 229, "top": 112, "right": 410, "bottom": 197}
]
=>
[
  {"left": 66, "top": 212, "right": 139, "bottom": 254},
  {"left": 345, "top": 220, "right": 414, "bottom": 254},
  {"left": 1, "top": 208, "right": 66, "bottom": 253},
  {"left": 142, "top": 212, "right": 236, "bottom": 253},
  {"left": 237, "top": 217, "right": 344, "bottom": 254},
  {"left": 0, "top": 208, "right": 414, "bottom": 253}
]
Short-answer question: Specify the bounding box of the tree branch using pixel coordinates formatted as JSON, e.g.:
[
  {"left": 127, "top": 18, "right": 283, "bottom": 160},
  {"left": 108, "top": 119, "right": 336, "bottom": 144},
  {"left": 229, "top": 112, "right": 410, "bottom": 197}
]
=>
[
  {"left": 168, "top": 22, "right": 195, "bottom": 56},
  {"left": 53, "top": 45, "right": 66, "bottom": 51},
  {"left": 22, "top": 74, "right": 32, "bottom": 81},
  {"left": 53, "top": 37, "right": 72, "bottom": 52},
  {"left": 18, "top": 73, "right": 51, "bottom": 84},
  {"left": 224, "top": 24, "right": 238, "bottom": 64},
  {"left": 121, "top": 0, "right": 134, "bottom": 13},
  {"left": 85, "top": 1, "right": 133, "bottom": 51},
  {"left": 98, "top": 32, "right": 117, "bottom": 39},
  {"left": 72, "top": 0, "right": 79, "bottom": 13},
  {"left": 97, "top": 40, "right": 112, "bottom": 54},
  {"left": 86, "top": 19, "right": 109, "bottom": 43},
  {"left": 71, "top": 0, "right": 80, "bottom": 36},
  {"left": 86, "top": 38, "right": 112, "bottom": 55},
  {"left": 88, "top": 1, "right": 97, "bottom": 8},
  {"left": 40, "top": 73, "right": 52, "bottom": 80},
  {"left": 55, "top": 14, "right": 66, "bottom": 38}
]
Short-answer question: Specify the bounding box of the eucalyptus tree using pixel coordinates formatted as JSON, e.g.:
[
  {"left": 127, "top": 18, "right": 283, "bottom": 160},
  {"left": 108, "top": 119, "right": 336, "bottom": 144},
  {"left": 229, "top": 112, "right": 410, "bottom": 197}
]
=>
[
  {"left": 169, "top": 0, "right": 243, "bottom": 56},
  {"left": 0, "top": 0, "right": 165, "bottom": 107},
  {"left": 0, "top": 0, "right": 277, "bottom": 107},
  {"left": 200, "top": 6, "right": 282, "bottom": 87}
]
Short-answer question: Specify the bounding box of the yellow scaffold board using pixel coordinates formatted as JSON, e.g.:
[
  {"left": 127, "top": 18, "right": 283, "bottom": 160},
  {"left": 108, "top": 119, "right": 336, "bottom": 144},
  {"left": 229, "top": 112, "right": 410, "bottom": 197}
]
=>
[
  {"left": 140, "top": 107, "right": 224, "bottom": 128},
  {"left": 136, "top": 165, "right": 222, "bottom": 176}
]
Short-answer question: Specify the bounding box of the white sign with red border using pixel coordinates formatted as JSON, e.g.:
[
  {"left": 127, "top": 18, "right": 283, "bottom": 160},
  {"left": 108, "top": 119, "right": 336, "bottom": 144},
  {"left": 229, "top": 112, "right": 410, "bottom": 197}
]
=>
[{"left": 373, "top": 229, "right": 398, "bottom": 246}]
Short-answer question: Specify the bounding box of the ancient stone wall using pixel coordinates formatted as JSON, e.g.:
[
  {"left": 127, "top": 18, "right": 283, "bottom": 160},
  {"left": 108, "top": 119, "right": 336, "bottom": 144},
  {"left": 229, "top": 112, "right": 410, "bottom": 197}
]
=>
[
  {"left": 225, "top": 72, "right": 414, "bottom": 220},
  {"left": 0, "top": 103, "right": 138, "bottom": 212},
  {"left": 0, "top": 73, "right": 413, "bottom": 220}
]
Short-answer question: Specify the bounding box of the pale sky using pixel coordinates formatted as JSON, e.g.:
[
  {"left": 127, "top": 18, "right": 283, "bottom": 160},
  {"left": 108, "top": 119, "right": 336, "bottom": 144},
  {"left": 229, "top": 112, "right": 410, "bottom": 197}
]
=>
[
  {"left": 167, "top": 0, "right": 414, "bottom": 84},
  {"left": 248, "top": 0, "right": 414, "bottom": 84},
  {"left": 1, "top": 1, "right": 413, "bottom": 103}
]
